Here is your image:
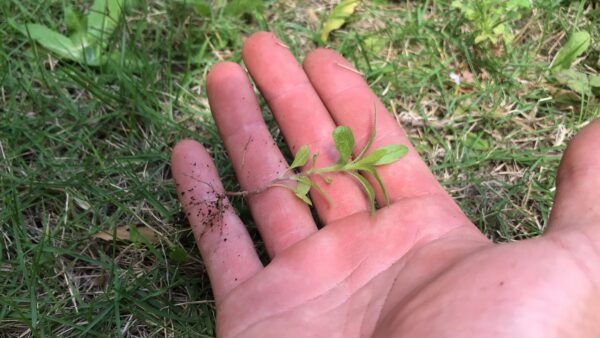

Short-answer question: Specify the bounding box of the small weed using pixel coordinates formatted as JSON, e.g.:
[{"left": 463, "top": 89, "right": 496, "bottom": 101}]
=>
[
  {"left": 320, "top": 0, "right": 361, "bottom": 43},
  {"left": 10, "top": 0, "right": 125, "bottom": 66},
  {"left": 175, "top": 0, "right": 265, "bottom": 19},
  {"left": 229, "top": 111, "right": 408, "bottom": 213},
  {"left": 551, "top": 30, "right": 600, "bottom": 96},
  {"left": 452, "top": 0, "right": 531, "bottom": 46}
]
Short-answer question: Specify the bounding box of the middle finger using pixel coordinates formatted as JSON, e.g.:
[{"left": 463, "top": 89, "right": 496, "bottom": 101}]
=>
[{"left": 242, "top": 32, "right": 369, "bottom": 224}]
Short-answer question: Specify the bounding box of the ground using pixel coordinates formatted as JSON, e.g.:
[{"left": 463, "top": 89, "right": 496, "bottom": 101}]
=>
[{"left": 1, "top": 0, "right": 599, "bottom": 336}]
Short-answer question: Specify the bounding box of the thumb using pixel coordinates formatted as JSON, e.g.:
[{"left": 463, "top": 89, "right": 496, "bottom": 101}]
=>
[{"left": 546, "top": 118, "right": 600, "bottom": 243}]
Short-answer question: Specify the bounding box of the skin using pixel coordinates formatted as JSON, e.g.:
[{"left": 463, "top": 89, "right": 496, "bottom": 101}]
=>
[{"left": 171, "top": 32, "right": 600, "bottom": 337}]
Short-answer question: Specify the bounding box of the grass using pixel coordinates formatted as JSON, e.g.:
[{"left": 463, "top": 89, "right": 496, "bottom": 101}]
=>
[{"left": 1, "top": 0, "right": 600, "bottom": 336}]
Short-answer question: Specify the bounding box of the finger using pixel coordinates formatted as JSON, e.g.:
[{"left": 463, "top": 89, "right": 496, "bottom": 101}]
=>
[
  {"left": 546, "top": 119, "right": 600, "bottom": 243},
  {"left": 242, "top": 32, "right": 369, "bottom": 224},
  {"left": 206, "top": 62, "right": 317, "bottom": 257},
  {"left": 172, "top": 140, "right": 262, "bottom": 304},
  {"left": 303, "top": 49, "right": 449, "bottom": 205}
]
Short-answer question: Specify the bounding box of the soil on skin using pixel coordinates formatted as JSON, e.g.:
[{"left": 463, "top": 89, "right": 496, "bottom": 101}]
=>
[{"left": 176, "top": 180, "right": 232, "bottom": 239}]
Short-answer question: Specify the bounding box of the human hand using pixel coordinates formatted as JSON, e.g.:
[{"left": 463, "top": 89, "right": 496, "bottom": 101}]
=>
[{"left": 171, "top": 32, "right": 600, "bottom": 337}]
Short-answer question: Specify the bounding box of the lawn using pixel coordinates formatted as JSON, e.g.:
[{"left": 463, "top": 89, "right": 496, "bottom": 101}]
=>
[{"left": 1, "top": 0, "right": 599, "bottom": 336}]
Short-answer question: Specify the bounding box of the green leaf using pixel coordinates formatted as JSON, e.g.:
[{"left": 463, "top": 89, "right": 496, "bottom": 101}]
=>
[
  {"left": 349, "top": 172, "right": 376, "bottom": 213},
  {"left": 107, "top": 0, "right": 125, "bottom": 19},
  {"left": 351, "top": 144, "right": 408, "bottom": 167},
  {"left": 169, "top": 246, "right": 188, "bottom": 264},
  {"left": 295, "top": 176, "right": 311, "bottom": 195},
  {"left": 88, "top": 0, "right": 124, "bottom": 47},
  {"left": 176, "top": 0, "right": 212, "bottom": 17},
  {"left": 224, "top": 0, "right": 264, "bottom": 17},
  {"left": 290, "top": 145, "right": 310, "bottom": 170},
  {"left": 590, "top": 75, "right": 600, "bottom": 88},
  {"left": 475, "top": 33, "right": 489, "bottom": 44},
  {"left": 552, "top": 31, "right": 591, "bottom": 71},
  {"left": 320, "top": 0, "right": 360, "bottom": 42},
  {"left": 451, "top": 1, "right": 465, "bottom": 10},
  {"left": 493, "top": 24, "right": 514, "bottom": 45},
  {"left": 294, "top": 177, "right": 313, "bottom": 206},
  {"left": 333, "top": 126, "right": 355, "bottom": 164},
  {"left": 88, "top": 0, "right": 108, "bottom": 39},
  {"left": 364, "top": 36, "right": 386, "bottom": 54},
  {"left": 507, "top": 0, "right": 531, "bottom": 9},
  {"left": 295, "top": 192, "right": 313, "bottom": 206},
  {"left": 16, "top": 23, "right": 83, "bottom": 61},
  {"left": 194, "top": 3, "right": 211, "bottom": 17},
  {"left": 554, "top": 69, "right": 591, "bottom": 95},
  {"left": 452, "top": 0, "right": 531, "bottom": 48},
  {"left": 65, "top": 6, "right": 87, "bottom": 36},
  {"left": 65, "top": 6, "right": 89, "bottom": 48}
]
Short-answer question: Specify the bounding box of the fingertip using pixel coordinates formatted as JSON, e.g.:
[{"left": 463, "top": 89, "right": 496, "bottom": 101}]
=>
[
  {"left": 242, "top": 31, "right": 277, "bottom": 60},
  {"left": 207, "top": 62, "right": 246, "bottom": 92},
  {"left": 548, "top": 118, "right": 600, "bottom": 235},
  {"left": 206, "top": 62, "right": 251, "bottom": 117},
  {"left": 557, "top": 119, "right": 600, "bottom": 183},
  {"left": 172, "top": 139, "right": 207, "bottom": 166},
  {"left": 245, "top": 31, "right": 274, "bottom": 43},
  {"left": 171, "top": 140, "right": 220, "bottom": 193},
  {"left": 206, "top": 61, "right": 248, "bottom": 99},
  {"left": 242, "top": 32, "right": 310, "bottom": 103},
  {"left": 303, "top": 48, "right": 342, "bottom": 69},
  {"left": 303, "top": 48, "right": 367, "bottom": 103},
  {"left": 303, "top": 48, "right": 346, "bottom": 88},
  {"left": 206, "top": 62, "right": 263, "bottom": 136}
]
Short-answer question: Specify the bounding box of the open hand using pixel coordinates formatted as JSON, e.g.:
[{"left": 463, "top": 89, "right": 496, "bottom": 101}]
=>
[{"left": 171, "top": 32, "right": 600, "bottom": 337}]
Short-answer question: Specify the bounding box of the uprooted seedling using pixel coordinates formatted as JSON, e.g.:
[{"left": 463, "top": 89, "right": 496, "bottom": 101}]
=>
[
  {"left": 283, "top": 119, "right": 407, "bottom": 212},
  {"left": 230, "top": 112, "right": 409, "bottom": 213},
  {"left": 180, "top": 111, "right": 409, "bottom": 239}
]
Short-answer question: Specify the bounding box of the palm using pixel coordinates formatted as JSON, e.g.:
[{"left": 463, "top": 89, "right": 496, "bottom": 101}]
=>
[
  {"left": 217, "top": 205, "right": 597, "bottom": 337},
  {"left": 172, "top": 32, "right": 600, "bottom": 337},
  {"left": 217, "top": 196, "right": 483, "bottom": 337}
]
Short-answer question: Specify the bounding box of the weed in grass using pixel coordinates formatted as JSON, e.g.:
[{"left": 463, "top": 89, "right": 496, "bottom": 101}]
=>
[
  {"left": 550, "top": 30, "right": 600, "bottom": 95},
  {"left": 451, "top": 0, "right": 531, "bottom": 46},
  {"left": 320, "top": 0, "right": 361, "bottom": 43},
  {"left": 10, "top": 0, "right": 126, "bottom": 66}
]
